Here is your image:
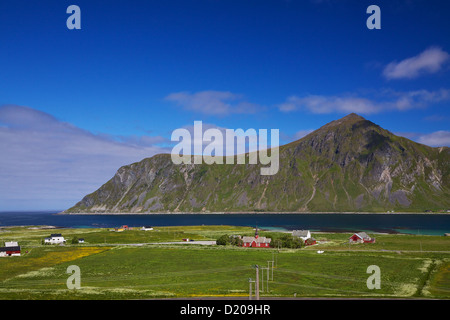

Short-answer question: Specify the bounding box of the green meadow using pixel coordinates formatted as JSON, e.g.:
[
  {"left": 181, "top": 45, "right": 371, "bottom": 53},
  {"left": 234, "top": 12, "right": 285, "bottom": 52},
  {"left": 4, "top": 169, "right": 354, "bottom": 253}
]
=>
[{"left": 0, "top": 225, "right": 449, "bottom": 299}]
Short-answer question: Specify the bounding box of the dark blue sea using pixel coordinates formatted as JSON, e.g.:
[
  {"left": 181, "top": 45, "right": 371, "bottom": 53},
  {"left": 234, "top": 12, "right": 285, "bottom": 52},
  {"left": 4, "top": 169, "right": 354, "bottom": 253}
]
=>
[{"left": 0, "top": 211, "right": 449, "bottom": 235}]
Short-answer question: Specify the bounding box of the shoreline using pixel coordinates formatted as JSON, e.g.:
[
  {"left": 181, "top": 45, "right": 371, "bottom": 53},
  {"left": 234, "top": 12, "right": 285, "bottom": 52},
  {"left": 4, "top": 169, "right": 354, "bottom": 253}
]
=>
[
  {"left": 0, "top": 224, "right": 438, "bottom": 236},
  {"left": 58, "top": 211, "right": 450, "bottom": 215},
  {"left": 0, "top": 225, "right": 445, "bottom": 237}
]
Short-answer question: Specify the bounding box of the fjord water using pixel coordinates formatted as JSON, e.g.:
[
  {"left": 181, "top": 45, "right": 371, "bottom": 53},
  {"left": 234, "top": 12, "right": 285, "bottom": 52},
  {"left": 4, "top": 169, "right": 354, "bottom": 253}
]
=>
[{"left": 0, "top": 211, "right": 449, "bottom": 235}]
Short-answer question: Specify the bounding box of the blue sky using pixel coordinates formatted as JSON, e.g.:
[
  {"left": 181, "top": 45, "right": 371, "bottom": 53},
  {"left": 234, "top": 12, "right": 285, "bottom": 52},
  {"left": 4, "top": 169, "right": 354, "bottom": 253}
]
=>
[{"left": 0, "top": 0, "right": 449, "bottom": 210}]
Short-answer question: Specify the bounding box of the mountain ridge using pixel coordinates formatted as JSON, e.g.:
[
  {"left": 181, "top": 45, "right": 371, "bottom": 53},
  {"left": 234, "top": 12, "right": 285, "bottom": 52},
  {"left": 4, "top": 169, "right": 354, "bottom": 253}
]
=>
[{"left": 64, "top": 114, "right": 450, "bottom": 213}]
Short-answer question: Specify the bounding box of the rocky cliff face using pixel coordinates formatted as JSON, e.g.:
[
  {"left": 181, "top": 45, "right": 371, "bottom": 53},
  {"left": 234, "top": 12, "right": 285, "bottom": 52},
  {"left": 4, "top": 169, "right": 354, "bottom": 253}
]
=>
[{"left": 65, "top": 114, "right": 450, "bottom": 213}]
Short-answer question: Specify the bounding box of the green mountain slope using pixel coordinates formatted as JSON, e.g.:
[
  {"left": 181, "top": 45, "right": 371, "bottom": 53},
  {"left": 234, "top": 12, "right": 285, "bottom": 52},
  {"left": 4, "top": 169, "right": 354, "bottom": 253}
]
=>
[{"left": 65, "top": 114, "right": 450, "bottom": 213}]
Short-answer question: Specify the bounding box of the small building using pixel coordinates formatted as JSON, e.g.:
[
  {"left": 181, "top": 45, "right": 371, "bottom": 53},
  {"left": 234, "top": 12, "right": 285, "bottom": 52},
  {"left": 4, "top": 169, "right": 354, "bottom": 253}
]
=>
[
  {"left": 78, "top": 238, "right": 85, "bottom": 243},
  {"left": 304, "top": 237, "right": 317, "bottom": 246},
  {"left": 44, "top": 234, "right": 66, "bottom": 244},
  {"left": 0, "top": 241, "right": 21, "bottom": 257},
  {"left": 141, "top": 226, "right": 154, "bottom": 231},
  {"left": 349, "top": 232, "right": 375, "bottom": 243},
  {"left": 241, "top": 227, "right": 271, "bottom": 248},
  {"left": 292, "top": 230, "right": 312, "bottom": 242},
  {"left": 242, "top": 236, "right": 271, "bottom": 248}
]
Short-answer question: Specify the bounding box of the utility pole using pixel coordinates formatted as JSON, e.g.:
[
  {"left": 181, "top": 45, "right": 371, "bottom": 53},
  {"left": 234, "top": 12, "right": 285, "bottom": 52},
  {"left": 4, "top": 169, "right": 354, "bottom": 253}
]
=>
[
  {"left": 262, "top": 267, "right": 269, "bottom": 292},
  {"left": 268, "top": 260, "right": 274, "bottom": 281},
  {"left": 248, "top": 278, "right": 255, "bottom": 300},
  {"left": 255, "top": 265, "right": 260, "bottom": 300},
  {"left": 259, "top": 266, "right": 269, "bottom": 293},
  {"left": 260, "top": 267, "right": 264, "bottom": 293}
]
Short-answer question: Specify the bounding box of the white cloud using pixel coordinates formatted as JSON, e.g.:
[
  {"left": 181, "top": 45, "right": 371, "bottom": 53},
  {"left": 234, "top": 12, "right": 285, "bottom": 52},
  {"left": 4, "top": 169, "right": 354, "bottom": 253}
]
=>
[
  {"left": 277, "top": 89, "right": 450, "bottom": 114},
  {"left": 383, "top": 47, "right": 450, "bottom": 80},
  {"left": 0, "top": 105, "right": 169, "bottom": 210},
  {"left": 293, "top": 129, "right": 315, "bottom": 140},
  {"left": 395, "top": 131, "right": 450, "bottom": 147},
  {"left": 279, "top": 129, "right": 315, "bottom": 145},
  {"left": 417, "top": 131, "right": 450, "bottom": 147},
  {"left": 165, "top": 90, "right": 262, "bottom": 116},
  {"left": 279, "top": 95, "right": 381, "bottom": 114}
]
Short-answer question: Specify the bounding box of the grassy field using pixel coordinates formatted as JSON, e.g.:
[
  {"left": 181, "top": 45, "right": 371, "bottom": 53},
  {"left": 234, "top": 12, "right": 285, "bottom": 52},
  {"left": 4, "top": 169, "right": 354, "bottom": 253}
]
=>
[{"left": 0, "top": 225, "right": 449, "bottom": 299}]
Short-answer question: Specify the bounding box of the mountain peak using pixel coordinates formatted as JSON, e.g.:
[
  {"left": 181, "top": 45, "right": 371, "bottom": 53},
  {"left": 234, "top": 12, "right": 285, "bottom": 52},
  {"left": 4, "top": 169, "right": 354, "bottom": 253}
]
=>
[
  {"left": 341, "top": 113, "right": 366, "bottom": 122},
  {"left": 319, "top": 113, "right": 368, "bottom": 131}
]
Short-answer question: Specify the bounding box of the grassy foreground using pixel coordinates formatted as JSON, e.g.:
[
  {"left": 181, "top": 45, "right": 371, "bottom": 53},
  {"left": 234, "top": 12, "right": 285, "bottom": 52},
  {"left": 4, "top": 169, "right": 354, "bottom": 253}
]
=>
[{"left": 0, "top": 225, "right": 449, "bottom": 299}]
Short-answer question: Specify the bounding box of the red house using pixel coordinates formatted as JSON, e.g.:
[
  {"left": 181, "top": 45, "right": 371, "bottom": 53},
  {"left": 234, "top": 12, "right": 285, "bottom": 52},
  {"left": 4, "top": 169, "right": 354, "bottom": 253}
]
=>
[
  {"left": 349, "top": 232, "right": 375, "bottom": 243},
  {"left": 305, "top": 238, "right": 317, "bottom": 246}
]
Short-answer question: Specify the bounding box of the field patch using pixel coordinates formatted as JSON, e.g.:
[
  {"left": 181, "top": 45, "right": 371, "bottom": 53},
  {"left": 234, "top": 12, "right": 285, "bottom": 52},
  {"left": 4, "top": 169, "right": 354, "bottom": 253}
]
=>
[
  {"left": 0, "top": 246, "right": 109, "bottom": 282},
  {"left": 0, "top": 226, "right": 449, "bottom": 299}
]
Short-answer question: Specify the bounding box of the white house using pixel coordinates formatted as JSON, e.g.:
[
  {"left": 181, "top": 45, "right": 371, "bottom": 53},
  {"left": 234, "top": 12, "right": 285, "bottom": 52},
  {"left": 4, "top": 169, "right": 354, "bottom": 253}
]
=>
[
  {"left": 44, "top": 234, "right": 66, "bottom": 244},
  {"left": 0, "top": 241, "right": 21, "bottom": 257},
  {"left": 141, "top": 226, "right": 154, "bottom": 231},
  {"left": 292, "top": 230, "right": 312, "bottom": 241}
]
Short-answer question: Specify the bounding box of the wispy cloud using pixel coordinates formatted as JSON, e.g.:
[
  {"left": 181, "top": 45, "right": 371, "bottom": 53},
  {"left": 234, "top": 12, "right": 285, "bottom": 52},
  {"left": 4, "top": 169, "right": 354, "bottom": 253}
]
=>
[
  {"left": 278, "top": 95, "right": 381, "bottom": 114},
  {"left": 417, "top": 131, "right": 450, "bottom": 147},
  {"left": 423, "top": 114, "right": 450, "bottom": 122},
  {"left": 277, "top": 89, "right": 450, "bottom": 114},
  {"left": 395, "top": 131, "right": 450, "bottom": 147},
  {"left": 0, "top": 105, "right": 169, "bottom": 210},
  {"left": 165, "top": 90, "right": 262, "bottom": 116},
  {"left": 292, "top": 129, "right": 315, "bottom": 140},
  {"left": 383, "top": 47, "right": 450, "bottom": 80},
  {"left": 280, "top": 129, "right": 315, "bottom": 144}
]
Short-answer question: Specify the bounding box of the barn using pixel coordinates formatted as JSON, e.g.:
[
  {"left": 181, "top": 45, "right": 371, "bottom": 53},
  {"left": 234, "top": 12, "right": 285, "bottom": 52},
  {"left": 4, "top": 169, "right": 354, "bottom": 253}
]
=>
[
  {"left": 349, "top": 232, "right": 375, "bottom": 243},
  {"left": 0, "top": 241, "right": 21, "bottom": 257},
  {"left": 304, "top": 238, "right": 317, "bottom": 246}
]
